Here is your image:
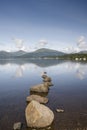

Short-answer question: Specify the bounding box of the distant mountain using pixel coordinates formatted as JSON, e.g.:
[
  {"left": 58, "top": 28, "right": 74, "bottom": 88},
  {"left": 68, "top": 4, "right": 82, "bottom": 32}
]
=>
[
  {"left": 1, "top": 48, "right": 87, "bottom": 60},
  {"left": 0, "top": 48, "right": 65, "bottom": 59},
  {"left": 0, "top": 51, "right": 11, "bottom": 58},
  {"left": 18, "top": 48, "right": 65, "bottom": 58},
  {"left": 78, "top": 50, "right": 87, "bottom": 54},
  {"left": 35, "top": 48, "right": 60, "bottom": 53},
  {"left": 10, "top": 50, "right": 26, "bottom": 56},
  {"left": 0, "top": 50, "right": 26, "bottom": 59}
]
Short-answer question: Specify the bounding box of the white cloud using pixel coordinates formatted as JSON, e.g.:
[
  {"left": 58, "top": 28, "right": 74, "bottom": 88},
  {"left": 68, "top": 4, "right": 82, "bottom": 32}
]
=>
[
  {"left": 62, "top": 46, "right": 78, "bottom": 53},
  {"left": 12, "top": 38, "right": 32, "bottom": 52},
  {"left": 35, "top": 39, "right": 48, "bottom": 49},
  {"left": 12, "top": 38, "right": 24, "bottom": 50},
  {"left": 0, "top": 44, "right": 14, "bottom": 52},
  {"left": 39, "top": 40, "right": 48, "bottom": 46},
  {"left": 77, "top": 36, "right": 87, "bottom": 49},
  {"left": 77, "top": 36, "right": 85, "bottom": 43}
]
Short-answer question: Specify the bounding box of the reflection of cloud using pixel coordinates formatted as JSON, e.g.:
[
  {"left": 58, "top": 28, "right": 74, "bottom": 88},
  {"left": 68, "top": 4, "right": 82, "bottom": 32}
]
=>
[
  {"left": 77, "top": 36, "right": 87, "bottom": 50},
  {"left": 76, "top": 69, "right": 85, "bottom": 80},
  {"left": 0, "top": 63, "right": 12, "bottom": 72},
  {"left": 65, "top": 63, "right": 74, "bottom": 70},
  {"left": 62, "top": 62, "right": 87, "bottom": 80},
  {"left": 63, "top": 62, "right": 87, "bottom": 80},
  {"left": 65, "top": 62, "right": 80, "bottom": 71},
  {"left": 34, "top": 65, "right": 38, "bottom": 69},
  {"left": 76, "top": 70, "right": 84, "bottom": 80},
  {"left": 14, "top": 65, "right": 25, "bottom": 78},
  {"left": 65, "top": 62, "right": 87, "bottom": 80}
]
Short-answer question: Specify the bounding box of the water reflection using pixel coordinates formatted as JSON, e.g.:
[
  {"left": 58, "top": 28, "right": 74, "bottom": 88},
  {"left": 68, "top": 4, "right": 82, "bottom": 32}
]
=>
[
  {"left": 0, "top": 60, "right": 87, "bottom": 130},
  {"left": 0, "top": 60, "right": 87, "bottom": 80},
  {"left": 76, "top": 69, "right": 85, "bottom": 80},
  {"left": 14, "top": 65, "right": 25, "bottom": 78}
]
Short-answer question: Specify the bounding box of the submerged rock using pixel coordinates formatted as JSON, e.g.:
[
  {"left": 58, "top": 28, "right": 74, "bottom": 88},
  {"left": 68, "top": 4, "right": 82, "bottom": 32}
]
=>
[
  {"left": 13, "top": 122, "right": 22, "bottom": 130},
  {"left": 30, "top": 82, "right": 50, "bottom": 93},
  {"left": 25, "top": 100, "right": 54, "bottom": 128},
  {"left": 26, "top": 95, "right": 48, "bottom": 104}
]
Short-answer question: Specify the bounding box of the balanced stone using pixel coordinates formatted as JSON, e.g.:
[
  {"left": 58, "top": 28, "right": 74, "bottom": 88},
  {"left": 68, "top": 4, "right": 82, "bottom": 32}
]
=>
[
  {"left": 26, "top": 95, "right": 48, "bottom": 104},
  {"left": 43, "top": 77, "right": 52, "bottom": 82},
  {"left": 43, "top": 82, "right": 53, "bottom": 87},
  {"left": 30, "top": 82, "right": 50, "bottom": 93},
  {"left": 42, "top": 74, "right": 47, "bottom": 79}
]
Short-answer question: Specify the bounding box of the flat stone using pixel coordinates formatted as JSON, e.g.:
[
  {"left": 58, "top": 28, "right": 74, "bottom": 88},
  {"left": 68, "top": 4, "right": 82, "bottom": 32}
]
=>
[
  {"left": 30, "top": 83, "right": 49, "bottom": 93},
  {"left": 30, "top": 91, "right": 48, "bottom": 97},
  {"left": 43, "top": 82, "right": 53, "bottom": 87},
  {"left": 26, "top": 94, "right": 48, "bottom": 104}
]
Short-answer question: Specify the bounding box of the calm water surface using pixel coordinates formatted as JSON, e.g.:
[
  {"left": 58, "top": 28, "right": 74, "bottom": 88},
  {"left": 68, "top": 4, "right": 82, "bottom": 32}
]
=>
[{"left": 0, "top": 59, "right": 87, "bottom": 130}]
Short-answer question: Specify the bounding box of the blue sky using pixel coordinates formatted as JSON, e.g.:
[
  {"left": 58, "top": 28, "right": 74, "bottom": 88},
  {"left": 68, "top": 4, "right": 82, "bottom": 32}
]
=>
[{"left": 0, "top": 0, "right": 87, "bottom": 52}]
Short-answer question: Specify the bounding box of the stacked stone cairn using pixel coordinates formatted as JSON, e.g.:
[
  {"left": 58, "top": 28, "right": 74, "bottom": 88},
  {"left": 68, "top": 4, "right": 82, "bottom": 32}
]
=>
[{"left": 25, "top": 72, "right": 54, "bottom": 128}]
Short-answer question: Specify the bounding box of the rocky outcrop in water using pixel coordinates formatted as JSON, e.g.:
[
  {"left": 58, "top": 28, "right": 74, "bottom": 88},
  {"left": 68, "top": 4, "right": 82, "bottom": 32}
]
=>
[{"left": 25, "top": 100, "right": 54, "bottom": 128}]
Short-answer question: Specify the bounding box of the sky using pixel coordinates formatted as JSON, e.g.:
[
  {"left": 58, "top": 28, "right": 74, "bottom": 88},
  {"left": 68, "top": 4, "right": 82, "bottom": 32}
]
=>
[{"left": 0, "top": 0, "right": 87, "bottom": 52}]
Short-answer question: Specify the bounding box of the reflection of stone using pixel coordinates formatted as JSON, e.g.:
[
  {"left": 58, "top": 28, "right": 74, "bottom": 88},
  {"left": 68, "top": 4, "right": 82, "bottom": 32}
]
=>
[
  {"left": 14, "top": 65, "right": 25, "bottom": 78},
  {"left": 25, "top": 100, "right": 54, "bottom": 128},
  {"left": 26, "top": 95, "right": 48, "bottom": 104}
]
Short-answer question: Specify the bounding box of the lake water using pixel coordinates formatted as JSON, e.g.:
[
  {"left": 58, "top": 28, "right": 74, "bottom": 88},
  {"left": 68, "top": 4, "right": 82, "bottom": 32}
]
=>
[{"left": 0, "top": 59, "right": 87, "bottom": 130}]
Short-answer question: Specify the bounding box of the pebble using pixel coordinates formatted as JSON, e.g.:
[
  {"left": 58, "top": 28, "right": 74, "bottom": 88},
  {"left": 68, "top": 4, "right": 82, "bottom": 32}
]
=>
[
  {"left": 56, "top": 109, "right": 64, "bottom": 113},
  {"left": 13, "top": 122, "right": 22, "bottom": 130}
]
